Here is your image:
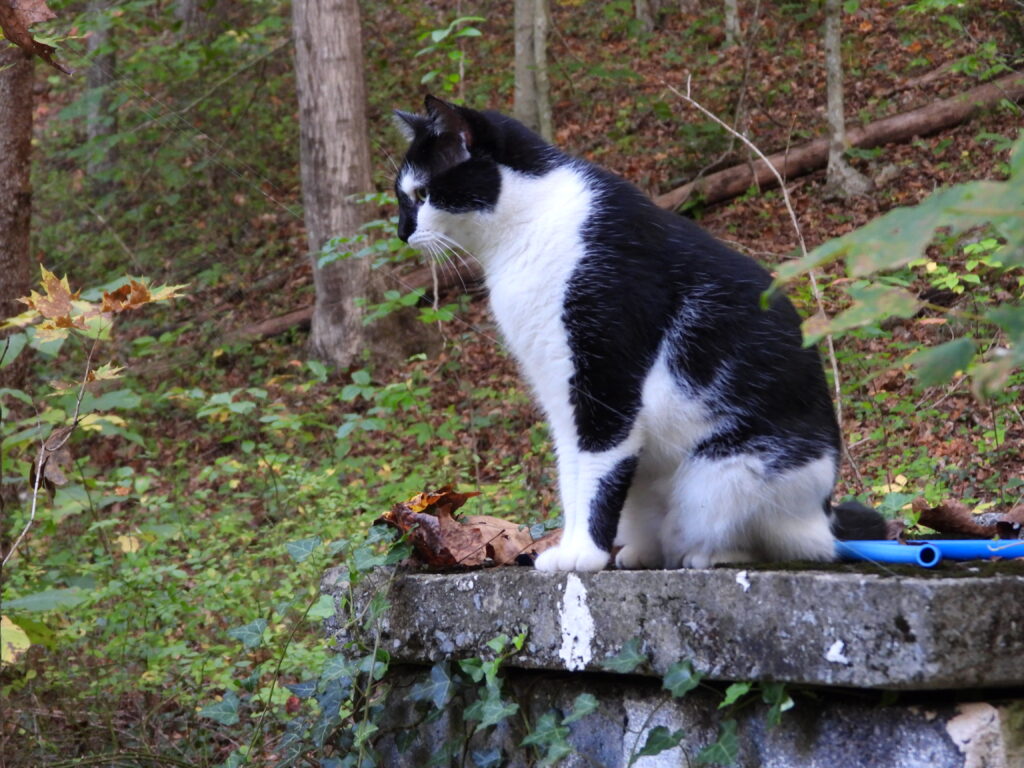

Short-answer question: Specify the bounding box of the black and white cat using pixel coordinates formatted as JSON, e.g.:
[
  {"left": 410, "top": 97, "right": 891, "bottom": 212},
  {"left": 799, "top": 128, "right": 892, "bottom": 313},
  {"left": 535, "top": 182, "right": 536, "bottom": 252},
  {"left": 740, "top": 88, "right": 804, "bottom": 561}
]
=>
[{"left": 394, "top": 95, "right": 875, "bottom": 572}]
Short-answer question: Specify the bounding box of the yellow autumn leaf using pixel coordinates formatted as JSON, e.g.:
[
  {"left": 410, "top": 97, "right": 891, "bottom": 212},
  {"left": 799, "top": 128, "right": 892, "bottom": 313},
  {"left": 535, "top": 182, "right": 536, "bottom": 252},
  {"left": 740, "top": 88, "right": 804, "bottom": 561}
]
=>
[
  {"left": 116, "top": 534, "right": 141, "bottom": 553},
  {"left": 1, "top": 615, "right": 31, "bottom": 665}
]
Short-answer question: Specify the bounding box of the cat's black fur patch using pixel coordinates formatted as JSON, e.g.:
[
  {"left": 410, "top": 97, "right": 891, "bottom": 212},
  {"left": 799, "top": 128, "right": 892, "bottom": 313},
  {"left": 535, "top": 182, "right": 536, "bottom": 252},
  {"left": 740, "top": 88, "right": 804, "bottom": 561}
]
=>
[{"left": 589, "top": 455, "right": 640, "bottom": 551}]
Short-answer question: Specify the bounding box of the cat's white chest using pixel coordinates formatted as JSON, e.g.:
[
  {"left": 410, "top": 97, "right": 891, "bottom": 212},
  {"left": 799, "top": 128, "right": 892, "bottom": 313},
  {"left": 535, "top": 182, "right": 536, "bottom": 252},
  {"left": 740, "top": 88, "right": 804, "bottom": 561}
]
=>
[{"left": 477, "top": 164, "right": 594, "bottom": 424}]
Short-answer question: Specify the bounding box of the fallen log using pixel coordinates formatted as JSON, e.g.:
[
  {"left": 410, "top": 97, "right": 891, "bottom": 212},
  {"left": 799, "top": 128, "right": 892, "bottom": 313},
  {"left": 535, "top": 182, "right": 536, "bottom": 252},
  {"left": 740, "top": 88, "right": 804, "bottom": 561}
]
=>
[
  {"left": 234, "top": 263, "right": 484, "bottom": 341},
  {"left": 654, "top": 70, "right": 1024, "bottom": 210}
]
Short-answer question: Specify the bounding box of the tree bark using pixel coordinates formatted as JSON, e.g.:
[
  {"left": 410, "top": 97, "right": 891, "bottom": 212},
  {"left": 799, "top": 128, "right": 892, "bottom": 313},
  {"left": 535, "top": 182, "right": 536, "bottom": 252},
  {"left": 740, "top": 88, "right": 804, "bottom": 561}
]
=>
[
  {"left": 86, "top": 2, "right": 117, "bottom": 196},
  {"left": 655, "top": 71, "right": 1024, "bottom": 210},
  {"left": 0, "top": 45, "right": 35, "bottom": 389},
  {"left": 292, "top": 0, "right": 376, "bottom": 368},
  {"left": 823, "top": 0, "right": 871, "bottom": 197},
  {"left": 514, "top": 0, "right": 552, "bottom": 141},
  {"left": 723, "top": 0, "right": 739, "bottom": 46}
]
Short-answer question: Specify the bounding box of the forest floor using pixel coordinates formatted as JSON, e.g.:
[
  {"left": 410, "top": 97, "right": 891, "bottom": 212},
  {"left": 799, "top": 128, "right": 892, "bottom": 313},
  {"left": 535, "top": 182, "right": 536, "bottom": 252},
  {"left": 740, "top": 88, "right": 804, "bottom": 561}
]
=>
[{"left": 3, "top": 1, "right": 1023, "bottom": 765}]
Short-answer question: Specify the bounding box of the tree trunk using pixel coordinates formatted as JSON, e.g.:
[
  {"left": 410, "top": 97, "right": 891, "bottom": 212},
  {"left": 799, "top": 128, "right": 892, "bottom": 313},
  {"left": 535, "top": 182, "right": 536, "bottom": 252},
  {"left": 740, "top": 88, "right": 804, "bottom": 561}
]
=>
[
  {"left": 0, "top": 45, "right": 35, "bottom": 389},
  {"left": 723, "top": 0, "right": 739, "bottom": 46},
  {"left": 635, "top": 0, "right": 655, "bottom": 34},
  {"left": 823, "top": 0, "right": 871, "bottom": 197},
  {"left": 514, "top": 0, "right": 552, "bottom": 141},
  {"left": 86, "top": 2, "right": 117, "bottom": 196},
  {"left": 655, "top": 71, "right": 1024, "bottom": 210},
  {"left": 292, "top": 0, "right": 376, "bottom": 368}
]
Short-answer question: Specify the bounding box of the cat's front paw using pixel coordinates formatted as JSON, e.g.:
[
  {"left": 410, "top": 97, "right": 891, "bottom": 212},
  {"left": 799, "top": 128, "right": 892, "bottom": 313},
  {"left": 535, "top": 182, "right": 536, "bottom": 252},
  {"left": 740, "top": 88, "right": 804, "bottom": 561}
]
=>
[
  {"left": 675, "top": 549, "right": 756, "bottom": 569},
  {"left": 534, "top": 541, "right": 610, "bottom": 572}
]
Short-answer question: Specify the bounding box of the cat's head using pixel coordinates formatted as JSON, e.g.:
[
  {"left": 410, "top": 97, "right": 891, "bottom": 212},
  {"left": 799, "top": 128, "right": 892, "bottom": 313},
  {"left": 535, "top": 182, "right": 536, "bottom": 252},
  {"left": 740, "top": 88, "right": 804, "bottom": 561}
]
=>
[{"left": 393, "top": 96, "right": 558, "bottom": 257}]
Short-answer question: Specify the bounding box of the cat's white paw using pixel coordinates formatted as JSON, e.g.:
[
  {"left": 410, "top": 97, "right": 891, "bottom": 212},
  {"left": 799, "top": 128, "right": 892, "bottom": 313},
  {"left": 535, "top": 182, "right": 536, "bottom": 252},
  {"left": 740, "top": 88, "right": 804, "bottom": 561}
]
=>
[
  {"left": 676, "top": 549, "right": 756, "bottom": 569},
  {"left": 614, "top": 544, "right": 663, "bottom": 570},
  {"left": 534, "top": 541, "right": 610, "bottom": 572}
]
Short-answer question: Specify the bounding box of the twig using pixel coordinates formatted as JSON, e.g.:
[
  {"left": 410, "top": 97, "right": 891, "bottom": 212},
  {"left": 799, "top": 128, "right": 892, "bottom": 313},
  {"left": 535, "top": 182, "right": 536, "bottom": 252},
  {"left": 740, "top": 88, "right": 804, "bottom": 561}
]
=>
[
  {"left": 664, "top": 76, "right": 858, "bottom": 482},
  {"left": 1, "top": 337, "right": 100, "bottom": 568}
]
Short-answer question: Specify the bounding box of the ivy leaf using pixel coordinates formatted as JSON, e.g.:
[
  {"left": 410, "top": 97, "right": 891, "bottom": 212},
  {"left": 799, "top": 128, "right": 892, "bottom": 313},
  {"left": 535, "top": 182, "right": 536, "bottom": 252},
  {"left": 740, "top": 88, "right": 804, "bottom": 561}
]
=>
[
  {"left": 762, "top": 682, "right": 794, "bottom": 728},
  {"left": 284, "top": 680, "right": 317, "bottom": 699},
  {"left": 199, "top": 690, "right": 240, "bottom": 726},
  {"left": 630, "top": 726, "right": 686, "bottom": 766},
  {"left": 718, "top": 681, "right": 752, "bottom": 709},
  {"left": 286, "top": 535, "right": 322, "bottom": 563},
  {"left": 663, "top": 660, "right": 702, "bottom": 698},
  {"left": 600, "top": 637, "right": 647, "bottom": 674},
  {"left": 908, "top": 337, "right": 976, "bottom": 387},
  {"left": 227, "top": 618, "right": 267, "bottom": 649},
  {"left": 409, "top": 663, "right": 453, "bottom": 710},
  {"left": 465, "top": 687, "right": 519, "bottom": 732},
  {"left": 562, "top": 692, "right": 599, "bottom": 724},
  {"left": 521, "top": 711, "right": 569, "bottom": 748},
  {"left": 306, "top": 593, "right": 335, "bottom": 620},
  {"left": 695, "top": 719, "right": 739, "bottom": 765},
  {"left": 471, "top": 748, "right": 503, "bottom": 768}
]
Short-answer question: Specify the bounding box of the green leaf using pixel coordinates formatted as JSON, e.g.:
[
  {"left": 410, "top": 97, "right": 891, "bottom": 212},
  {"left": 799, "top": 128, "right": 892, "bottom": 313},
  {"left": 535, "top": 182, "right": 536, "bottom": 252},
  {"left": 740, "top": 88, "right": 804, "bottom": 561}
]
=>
[
  {"left": 466, "top": 687, "right": 519, "bottom": 732},
  {"left": 762, "top": 682, "right": 795, "bottom": 728},
  {"left": 227, "top": 618, "right": 267, "bottom": 649},
  {"left": 353, "top": 719, "right": 379, "bottom": 748},
  {"left": 630, "top": 726, "right": 686, "bottom": 766},
  {"left": 987, "top": 305, "right": 1024, "bottom": 344},
  {"left": 695, "top": 719, "right": 739, "bottom": 765},
  {"left": 486, "top": 634, "right": 509, "bottom": 655},
  {"left": 663, "top": 660, "right": 702, "bottom": 698},
  {"left": 471, "top": 748, "right": 502, "bottom": 768},
  {"left": 718, "top": 681, "right": 752, "bottom": 709},
  {"left": 285, "top": 535, "right": 322, "bottom": 563},
  {"left": 284, "top": 680, "right": 317, "bottom": 699},
  {"left": 4, "top": 588, "right": 87, "bottom": 613},
  {"left": 199, "top": 690, "right": 240, "bottom": 726},
  {"left": 409, "top": 663, "right": 453, "bottom": 710},
  {"left": 521, "top": 711, "right": 570, "bottom": 748},
  {"left": 601, "top": 637, "right": 647, "bottom": 673},
  {"left": 563, "top": 692, "right": 599, "bottom": 724},
  {"left": 0, "top": 333, "right": 27, "bottom": 368},
  {"left": 458, "top": 657, "right": 485, "bottom": 683},
  {"left": 908, "top": 337, "right": 976, "bottom": 386},
  {"left": 306, "top": 593, "right": 335, "bottom": 620},
  {"left": 803, "top": 283, "right": 921, "bottom": 344}
]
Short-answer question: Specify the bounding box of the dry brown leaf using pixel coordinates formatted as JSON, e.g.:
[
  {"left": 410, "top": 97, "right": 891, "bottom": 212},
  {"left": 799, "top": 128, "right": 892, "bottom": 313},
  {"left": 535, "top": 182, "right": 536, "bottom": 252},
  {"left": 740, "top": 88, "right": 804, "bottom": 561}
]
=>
[
  {"left": 379, "top": 487, "right": 555, "bottom": 568},
  {"left": 0, "top": 0, "right": 70, "bottom": 74},
  {"left": 32, "top": 425, "right": 74, "bottom": 491},
  {"left": 912, "top": 497, "right": 997, "bottom": 537}
]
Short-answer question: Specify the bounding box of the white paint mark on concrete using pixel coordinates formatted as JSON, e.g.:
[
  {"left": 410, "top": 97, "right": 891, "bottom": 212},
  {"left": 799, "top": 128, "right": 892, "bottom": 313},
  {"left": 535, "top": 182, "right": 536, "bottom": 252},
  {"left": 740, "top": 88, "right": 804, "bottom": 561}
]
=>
[
  {"left": 559, "top": 574, "right": 595, "bottom": 671},
  {"left": 735, "top": 570, "right": 751, "bottom": 592},
  {"left": 946, "top": 702, "right": 1006, "bottom": 768},
  {"left": 825, "top": 639, "right": 850, "bottom": 665}
]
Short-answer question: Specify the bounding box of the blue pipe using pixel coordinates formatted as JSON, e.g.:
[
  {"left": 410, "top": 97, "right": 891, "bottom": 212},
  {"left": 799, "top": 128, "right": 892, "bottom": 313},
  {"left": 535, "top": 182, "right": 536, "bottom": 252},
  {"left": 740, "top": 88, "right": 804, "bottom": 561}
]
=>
[
  {"left": 836, "top": 538, "right": 1024, "bottom": 567},
  {"left": 835, "top": 540, "right": 943, "bottom": 568},
  {"left": 908, "top": 539, "right": 1024, "bottom": 560}
]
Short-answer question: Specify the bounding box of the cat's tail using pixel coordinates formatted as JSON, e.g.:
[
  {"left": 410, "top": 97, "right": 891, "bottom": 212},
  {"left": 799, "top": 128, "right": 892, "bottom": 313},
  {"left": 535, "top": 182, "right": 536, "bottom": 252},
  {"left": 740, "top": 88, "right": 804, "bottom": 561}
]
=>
[{"left": 829, "top": 500, "right": 888, "bottom": 540}]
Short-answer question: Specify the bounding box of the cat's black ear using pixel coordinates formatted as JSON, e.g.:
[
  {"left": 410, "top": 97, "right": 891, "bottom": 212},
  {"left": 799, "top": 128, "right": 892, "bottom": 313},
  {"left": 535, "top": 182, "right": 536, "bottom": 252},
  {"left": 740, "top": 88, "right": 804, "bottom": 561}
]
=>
[
  {"left": 424, "top": 95, "right": 473, "bottom": 148},
  {"left": 393, "top": 110, "right": 426, "bottom": 142}
]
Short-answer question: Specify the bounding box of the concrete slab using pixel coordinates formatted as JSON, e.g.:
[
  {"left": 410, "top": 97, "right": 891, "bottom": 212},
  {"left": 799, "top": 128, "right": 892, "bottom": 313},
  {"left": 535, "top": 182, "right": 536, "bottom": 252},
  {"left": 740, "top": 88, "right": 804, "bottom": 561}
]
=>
[{"left": 324, "top": 565, "right": 1024, "bottom": 690}]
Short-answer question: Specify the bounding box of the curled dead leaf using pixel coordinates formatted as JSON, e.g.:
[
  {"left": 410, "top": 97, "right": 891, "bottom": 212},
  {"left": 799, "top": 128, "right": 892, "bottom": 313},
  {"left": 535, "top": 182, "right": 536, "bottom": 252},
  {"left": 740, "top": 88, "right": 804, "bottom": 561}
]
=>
[
  {"left": 32, "top": 425, "right": 74, "bottom": 490},
  {"left": 379, "top": 487, "right": 559, "bottom": 568},
  {"left": 912, "top": 497, "right": 997, "bottom": 538}
]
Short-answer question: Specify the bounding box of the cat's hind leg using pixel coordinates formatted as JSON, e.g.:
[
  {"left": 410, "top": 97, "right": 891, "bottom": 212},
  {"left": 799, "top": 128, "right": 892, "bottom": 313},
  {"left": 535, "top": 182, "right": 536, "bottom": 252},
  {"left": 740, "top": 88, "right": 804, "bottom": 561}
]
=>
[
  {"left": 660, "top": 453, "right": 836, "bottom": 568},
  {"left": 613, "top": 467, "right": 669, "bottom": 569}
]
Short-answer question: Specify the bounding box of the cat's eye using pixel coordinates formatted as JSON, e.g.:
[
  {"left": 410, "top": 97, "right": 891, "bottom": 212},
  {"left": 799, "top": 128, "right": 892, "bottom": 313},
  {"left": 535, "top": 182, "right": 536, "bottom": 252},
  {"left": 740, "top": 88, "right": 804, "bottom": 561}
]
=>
[{"left": 414, "top": 187, "right": 428, "bottom": 203}]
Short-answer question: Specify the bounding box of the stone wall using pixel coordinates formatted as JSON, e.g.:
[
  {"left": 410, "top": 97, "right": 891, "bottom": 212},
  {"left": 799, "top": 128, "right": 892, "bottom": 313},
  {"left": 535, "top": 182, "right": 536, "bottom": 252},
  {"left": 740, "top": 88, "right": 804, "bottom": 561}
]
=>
[{"left": 323, "top": 565, "right": 1024, "bottom": 767}]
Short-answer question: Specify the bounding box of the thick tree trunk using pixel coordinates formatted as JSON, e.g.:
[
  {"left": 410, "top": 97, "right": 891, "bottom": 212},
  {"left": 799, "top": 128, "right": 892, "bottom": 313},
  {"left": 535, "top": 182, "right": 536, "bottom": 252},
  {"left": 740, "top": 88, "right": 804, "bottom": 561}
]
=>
[
  {"left": 514, "top": 0, "right": 552, "bottom": 141},
  {"left": 86, "top": 2, "right": 117, "bottom": 195},
  {"left": 0, "top": 46, "right": 35, "bottom": 389},
  {"left": 655, "top": 71, "right": 1024, "bottom": 210},
  {"left": 823, "top": 0, "right": 871, "bottom": 197},
  {"left": 292, "top": 0, "right": 376, "bottom": 368}
]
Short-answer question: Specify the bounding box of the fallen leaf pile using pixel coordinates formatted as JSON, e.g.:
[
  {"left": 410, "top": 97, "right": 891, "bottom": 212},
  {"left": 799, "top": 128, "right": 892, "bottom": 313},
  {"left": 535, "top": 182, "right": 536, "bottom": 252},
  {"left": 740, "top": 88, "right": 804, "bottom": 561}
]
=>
[{"left": 379, "top": 486, "right": 560, "bottom": 568}]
